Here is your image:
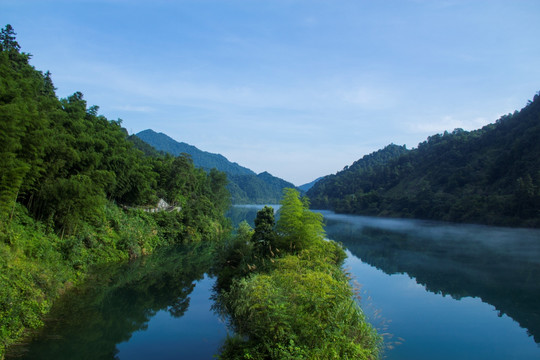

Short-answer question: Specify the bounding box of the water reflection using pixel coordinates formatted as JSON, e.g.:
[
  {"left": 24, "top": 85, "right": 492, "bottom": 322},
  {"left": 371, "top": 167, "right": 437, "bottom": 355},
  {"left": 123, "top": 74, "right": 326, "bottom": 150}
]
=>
[
  {"left": 9, "top": 242, "right": 220, "bottom": 360},
  {"left": 320, "top": 211, "right": 540, "bottom": 344},
  {"left": 226, "top": 205, "right": 540, "bottom": 358}
]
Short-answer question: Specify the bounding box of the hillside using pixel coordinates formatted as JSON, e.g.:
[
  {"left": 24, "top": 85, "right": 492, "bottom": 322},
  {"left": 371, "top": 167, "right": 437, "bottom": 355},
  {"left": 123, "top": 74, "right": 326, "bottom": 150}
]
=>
[
  {"left": 0, "top": 25, "right": 230, "bottom": 356},
  {"left": 136, "top": 129, "right": 255, "bottom": 176},
  {"left": 308, "top": 93, "right": 540, "bottom": 227},
  {"left": 135, "top": 129, "right": 296, "bottom": 204}
]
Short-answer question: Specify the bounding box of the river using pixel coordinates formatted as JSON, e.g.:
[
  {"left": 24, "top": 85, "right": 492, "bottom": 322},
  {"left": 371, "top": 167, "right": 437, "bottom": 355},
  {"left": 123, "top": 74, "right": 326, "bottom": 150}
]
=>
[
  {"left": 7, "top": 242, "right": 227, "bottom": 360},
  {"left": 232, "top": 205, "right": 540, "bottom": 359},
  {"left": 320, "top": 210, "right": 540, "bottom": 359},
  {"left": 10, "top": 206, "right": 540, "bottom": 359}
]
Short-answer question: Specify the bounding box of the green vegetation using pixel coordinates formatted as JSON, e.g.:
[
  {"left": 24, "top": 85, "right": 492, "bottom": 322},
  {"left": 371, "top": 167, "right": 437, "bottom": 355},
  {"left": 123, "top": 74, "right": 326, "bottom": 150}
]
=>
[
  {"left": 214, "top": 189, "right": 381, "bottom": 359},
  {"left": 0, "top": 25, "right": 230, "bottom": 357},
  {"left": 308, "top": 96, "right": 540, "bottom": 227},
  {"left": 136, "top": 129, "right": 297, "bottom": 204}
]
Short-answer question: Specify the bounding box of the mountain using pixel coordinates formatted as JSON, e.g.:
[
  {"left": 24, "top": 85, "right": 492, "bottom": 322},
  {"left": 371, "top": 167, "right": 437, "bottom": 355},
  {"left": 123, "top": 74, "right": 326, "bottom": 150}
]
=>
[
  {"left": 298, "top": 177, "right": 324, "bottom": 193},
  {"left": 308, "top": 93, "right": 540, "bottom": 227},
  {"left": 136, "top": 129, "right": 255, "bottom": 176},
  {"left": 307, "top": 144, "right": 409, "bottom": 205},
  {"left": 135, "top": 129, "right": 296, "bottom": 204}
]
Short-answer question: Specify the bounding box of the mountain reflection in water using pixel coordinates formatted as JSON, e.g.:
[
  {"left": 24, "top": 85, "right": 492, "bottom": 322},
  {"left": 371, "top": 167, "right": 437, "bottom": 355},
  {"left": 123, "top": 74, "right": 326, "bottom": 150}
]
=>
[{"left": 320, "top": 211, "right": 540, "bottom": 344}]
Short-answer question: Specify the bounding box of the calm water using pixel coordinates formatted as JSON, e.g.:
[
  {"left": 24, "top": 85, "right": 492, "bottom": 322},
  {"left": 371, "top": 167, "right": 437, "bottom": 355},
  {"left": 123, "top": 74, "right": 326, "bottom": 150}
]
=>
[
  {"left": 232, "top": 205, "right": 540, "bottom": 360},
  {"left": 9, "top": 242, "right": 227, "bottom": 359},
  {"left": 11, "top": 206, "right": 540, "bottom": 359}
]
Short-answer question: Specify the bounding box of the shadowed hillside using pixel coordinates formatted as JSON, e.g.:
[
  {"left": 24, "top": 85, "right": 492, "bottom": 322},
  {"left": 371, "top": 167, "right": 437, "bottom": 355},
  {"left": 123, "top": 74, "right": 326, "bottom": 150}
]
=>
[{"left": 308, "top": 93, "right": 540, "bottom": 227}]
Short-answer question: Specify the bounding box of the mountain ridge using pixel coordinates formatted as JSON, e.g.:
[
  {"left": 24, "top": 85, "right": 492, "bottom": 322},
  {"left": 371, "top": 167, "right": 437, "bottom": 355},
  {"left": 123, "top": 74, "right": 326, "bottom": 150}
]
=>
[
  {"left": 308, "top": 92, "right": 540, "bottom": 227},
  {"left": 136, "top": 129, "right": 256, "bottom": 176},
  {"left": 135, "top": 129, "right": 296, "bottom": 204},
  {"left": 298, "top": 177, "right": 324, "bottom": 193}
]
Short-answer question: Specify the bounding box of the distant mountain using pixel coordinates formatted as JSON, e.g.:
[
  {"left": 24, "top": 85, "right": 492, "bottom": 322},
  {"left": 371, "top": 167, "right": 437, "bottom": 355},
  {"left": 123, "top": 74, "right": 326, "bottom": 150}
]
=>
[
  {"left": 308, "top": 92, "right": 540, "bottom": 227},
  {"left": 128, "top": 133, "right": 164, "bottom": 157},
  {"left": 136, "top": 129, "right": 254, "bottom": 176},
  {"left": 135, "top": 129, "right": 295, "bottom": 204},
  {"left": 298, "top": 177, "right": 324, "bottom": 193}
]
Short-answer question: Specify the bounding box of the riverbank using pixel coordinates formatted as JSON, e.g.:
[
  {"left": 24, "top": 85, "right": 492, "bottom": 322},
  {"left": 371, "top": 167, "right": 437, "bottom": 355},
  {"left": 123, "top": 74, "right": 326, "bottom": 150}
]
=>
[
  {"left": 5, "top": 241, "right": 223, "bottom": 359},
  {"left": 0, "top": 202, "right": 226, "bottom": 359}
]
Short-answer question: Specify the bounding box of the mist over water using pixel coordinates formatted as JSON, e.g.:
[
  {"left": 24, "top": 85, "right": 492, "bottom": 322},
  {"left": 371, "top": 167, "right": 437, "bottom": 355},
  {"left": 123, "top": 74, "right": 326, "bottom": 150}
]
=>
[
  {"left": 319, "top": 211, "right": 540, "bottom": 359},
  {"left": 229, "top": 205, "right": 540, "bottom": 359}
]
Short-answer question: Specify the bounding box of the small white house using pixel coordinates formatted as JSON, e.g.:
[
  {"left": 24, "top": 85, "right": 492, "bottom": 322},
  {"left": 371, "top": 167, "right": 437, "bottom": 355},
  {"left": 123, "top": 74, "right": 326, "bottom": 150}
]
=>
[{"left": 157, "top": 198, "right": 169, "bottom": 210}]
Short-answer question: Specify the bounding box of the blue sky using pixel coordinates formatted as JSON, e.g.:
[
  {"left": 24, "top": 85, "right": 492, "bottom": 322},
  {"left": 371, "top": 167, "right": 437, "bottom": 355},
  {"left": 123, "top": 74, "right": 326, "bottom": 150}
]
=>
[{"left": 3, "top": 0, "right": 540, "bottom": 185}]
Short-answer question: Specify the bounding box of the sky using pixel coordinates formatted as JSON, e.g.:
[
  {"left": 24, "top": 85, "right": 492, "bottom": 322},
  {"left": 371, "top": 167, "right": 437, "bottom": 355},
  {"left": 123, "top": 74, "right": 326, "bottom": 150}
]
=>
[{"left": 3, "top": 0, "right": 540, "bottom": 186}]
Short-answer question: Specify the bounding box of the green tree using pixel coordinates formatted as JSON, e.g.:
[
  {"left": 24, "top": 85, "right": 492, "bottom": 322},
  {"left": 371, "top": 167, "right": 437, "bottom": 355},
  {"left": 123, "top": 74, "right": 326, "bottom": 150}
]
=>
[
  {"left": 236, "top": 220, "right": 254, "bottom": 243},
  {"left": 0, "top": 27, "right": 233, "bottom": 357},
  {"left": 276, "top": 188, "right": 325, "bottom": 252},
  {"left": 0, "top": 25, "right": 50, "bottom": 220},
  {"left": 251, "top": 206, "right": 277, "bottom": 257},
  {"left": 208, "top": 168, "right": 230, "bottom": 214},
  {"left": 0, "top": 24, "right": 20, "bottom": 52}
]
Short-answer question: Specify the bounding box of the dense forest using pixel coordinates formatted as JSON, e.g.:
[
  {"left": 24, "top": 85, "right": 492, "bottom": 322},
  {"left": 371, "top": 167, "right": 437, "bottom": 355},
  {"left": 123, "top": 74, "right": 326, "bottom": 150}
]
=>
[
  {"left": 136, "top": 129, "right": 296, "bottom": 204},
  {"left": 308, "top": 95, "right": 540, "bottom": 227},
  {"left": 0, "top": 25, "right": 230, "bottom": 356}
]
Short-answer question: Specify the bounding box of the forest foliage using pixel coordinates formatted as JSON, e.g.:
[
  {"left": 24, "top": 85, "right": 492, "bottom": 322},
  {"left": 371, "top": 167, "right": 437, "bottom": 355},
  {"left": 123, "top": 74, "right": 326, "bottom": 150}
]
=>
[
  {"left": 213, "top": 189, "right": 382, "bottom": 359},
  {"left": 0, "top": 25, "right": 230, "bottom": 357},
  {"left": 308, "top": 96, "right": 540, "bottom": 227}
]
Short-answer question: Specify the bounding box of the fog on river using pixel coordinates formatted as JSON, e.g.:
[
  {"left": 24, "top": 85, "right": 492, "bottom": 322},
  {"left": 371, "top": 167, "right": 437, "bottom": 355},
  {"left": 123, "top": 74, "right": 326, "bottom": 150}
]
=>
[{"left": 233, "top": 205, "right": 540, "bottom": 360}]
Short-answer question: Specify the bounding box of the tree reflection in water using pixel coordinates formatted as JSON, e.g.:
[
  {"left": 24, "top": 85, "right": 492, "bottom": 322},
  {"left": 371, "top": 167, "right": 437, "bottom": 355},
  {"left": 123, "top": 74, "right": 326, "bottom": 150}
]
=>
[
  {"left": 9, "top": 242, "right": 217, "bottom": 360},
  {"left": 321, "top": 212, "right": 540, "bottom": 344}
]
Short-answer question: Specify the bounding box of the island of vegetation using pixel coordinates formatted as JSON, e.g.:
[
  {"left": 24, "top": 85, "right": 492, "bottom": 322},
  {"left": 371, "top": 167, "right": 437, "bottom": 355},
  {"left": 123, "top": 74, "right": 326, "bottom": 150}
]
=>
[{"left": 214, "top": 189, "right": 381, "bottom": 359}]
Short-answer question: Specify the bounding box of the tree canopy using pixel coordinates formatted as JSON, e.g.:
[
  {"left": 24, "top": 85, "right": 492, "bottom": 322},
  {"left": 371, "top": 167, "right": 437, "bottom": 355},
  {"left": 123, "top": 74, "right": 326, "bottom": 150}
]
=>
[
  {"left": 276, "top": 188, "right": 326, "bottom": 252},
  {"left": 0, "top": 24, "right": 20, "bottom": 52}
]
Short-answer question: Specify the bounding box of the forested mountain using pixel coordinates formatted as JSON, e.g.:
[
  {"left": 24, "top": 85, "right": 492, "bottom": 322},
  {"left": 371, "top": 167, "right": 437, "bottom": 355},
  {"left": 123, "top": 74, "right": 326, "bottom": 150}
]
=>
[
  {"left": 0, "top": 25, "right": 229, "bottom": 356},
  {"left": 135, "top": 129, "right": 296, "bottom": 204},
  {"left": 136, "top": 129, "right": 254, "bottom": 176},
  {"left": 308, "top": 144, "right": 408, "bottom": 200},
  {"left": 298, "top": 177, "right": 324, "bottom": 192},
  {"left": 228, "top": 171, "right": 296, "bottom": 204},
  {"left": 308, "top": 95, "right": 540, "bottom": 227}
]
